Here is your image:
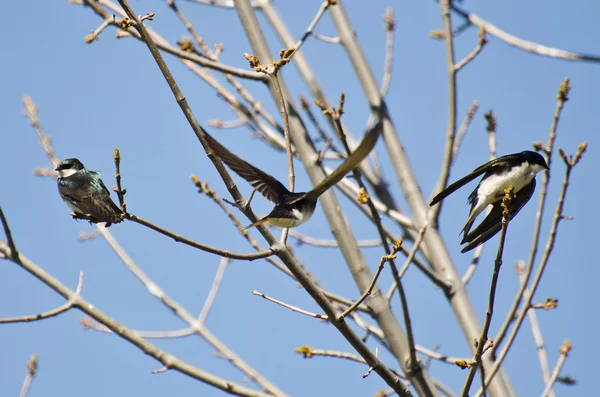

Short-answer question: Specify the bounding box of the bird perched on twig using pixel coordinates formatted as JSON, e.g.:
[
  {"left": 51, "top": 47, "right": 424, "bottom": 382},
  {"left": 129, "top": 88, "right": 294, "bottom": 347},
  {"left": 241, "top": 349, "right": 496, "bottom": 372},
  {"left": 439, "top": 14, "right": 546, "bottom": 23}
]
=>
[
  {"left": 56, "top": 158, "right": 123, "bottom": 227},
  {"left": 430, "top": 150, "right": 549, "bottom": 252}
]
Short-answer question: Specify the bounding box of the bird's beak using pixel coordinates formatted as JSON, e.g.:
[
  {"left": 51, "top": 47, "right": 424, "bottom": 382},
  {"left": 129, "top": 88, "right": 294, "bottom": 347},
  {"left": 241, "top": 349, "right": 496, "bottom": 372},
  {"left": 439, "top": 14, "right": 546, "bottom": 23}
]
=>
[{"left": 55, "top": 166, "right": 60, "bottom": 171}]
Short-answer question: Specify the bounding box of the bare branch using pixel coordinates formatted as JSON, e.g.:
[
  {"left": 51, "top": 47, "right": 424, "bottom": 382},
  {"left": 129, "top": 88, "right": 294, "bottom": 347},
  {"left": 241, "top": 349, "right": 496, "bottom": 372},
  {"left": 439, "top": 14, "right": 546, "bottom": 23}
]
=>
[
  {"left": 385, "top": 224, "right": 428, "bottom": 301},
  {"left": 198, "top": 257, "right": 229, "bottom": 325},
  {"left": 517, "top": 263, "right": 554, "bottom": 396},
  {"left": 19, "top": 354, "right": 38, "bottom": 397},
  {"left": 429, "top": 0, "right": 458, "bottom": 227},
  {"left": 288, "top": 230, "right": 381, "bottom": 248},
  {"left": 455, "top": 27, "right": 487, "bottom": 72},
  {"left": 380, "top": 7, "right": 395, "bottom": 97},
  {"left": 540, "top": 340, "right": 572, "bottom": 397},
  {"left": 0, "top": 242, "right": 274, "bottom": 397},
  {"left": 461, "top": 187, "right": 514, "bottom": 397},
  {"left": 493, "top": 79, "right": 571, "bottom": 355},
  {"left": 0, "top": 271, "right": 84, "bottom": 324},
  {"left": 339, "top": 244, "right": 402, "bottom": 320},
  {"left": 0, "top": 207, "right": 18, "bottom": 259},
  {"left": 451, "top": 5, "right": 600, "bottom": 63},
  {"left": 79, "top": 0, "right": 267, "bottom": 81},
  {"left": 452, "top": 101, "right": 480, "bottom": 159},
  {"left": 252, "top": 290, "right": 328, "bottom": 320},
  {"left": 125, "top": 213, "right": 274, "bottom": 260}
]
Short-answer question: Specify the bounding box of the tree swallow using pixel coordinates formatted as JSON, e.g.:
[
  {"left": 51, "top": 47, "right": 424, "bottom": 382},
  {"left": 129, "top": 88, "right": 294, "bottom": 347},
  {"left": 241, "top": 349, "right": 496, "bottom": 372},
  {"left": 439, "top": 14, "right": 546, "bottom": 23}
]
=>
[
  {"left": 430, "top": 150, "right": 549, "bottom": 252},
  {"left": 205, "top": 123, "right": 382, "bottom": 229},
  {"left": 56, "top": 158, "right": 123, "bottom": 226}
]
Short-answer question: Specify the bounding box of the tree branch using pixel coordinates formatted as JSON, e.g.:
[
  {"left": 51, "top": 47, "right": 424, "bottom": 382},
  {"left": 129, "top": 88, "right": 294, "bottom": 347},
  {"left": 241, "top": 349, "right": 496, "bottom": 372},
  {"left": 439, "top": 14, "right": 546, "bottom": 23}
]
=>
[{"left": 451, "top": 5, "right": 600, "bottom": 63}]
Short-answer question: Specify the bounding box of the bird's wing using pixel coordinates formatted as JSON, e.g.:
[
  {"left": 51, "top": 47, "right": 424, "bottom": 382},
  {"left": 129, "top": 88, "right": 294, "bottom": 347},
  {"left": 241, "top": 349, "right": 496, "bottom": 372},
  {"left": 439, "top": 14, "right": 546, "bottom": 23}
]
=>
[
  {"left": 59, "top": 172, "right": 123, "bottom": 222},
  {"left": 294, "top": 121, "right": 382, "bottom": 203},
  {"left": 460, "top": 178, "right": 536, "bottom": 253},
  {"left": 430, "top": 153, "right": 525, "bottom": 206},
  {"left": 204, "top": 132, "right": 290, "bottom": 204}
]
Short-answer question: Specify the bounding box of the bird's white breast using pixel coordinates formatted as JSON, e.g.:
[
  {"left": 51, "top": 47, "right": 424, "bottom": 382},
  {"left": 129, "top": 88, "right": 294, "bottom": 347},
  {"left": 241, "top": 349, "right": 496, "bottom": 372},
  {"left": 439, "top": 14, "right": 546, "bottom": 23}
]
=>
[
  {"left": 269, "top": 207, "right": 316, "bottom": 228},
  {"left": 477, "top": 163, "right": 535, "bottom": 204}
]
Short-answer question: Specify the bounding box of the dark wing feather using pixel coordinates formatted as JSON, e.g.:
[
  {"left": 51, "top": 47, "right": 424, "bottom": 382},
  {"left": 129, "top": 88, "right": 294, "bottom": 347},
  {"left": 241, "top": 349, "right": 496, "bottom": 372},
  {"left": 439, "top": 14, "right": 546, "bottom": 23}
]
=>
[
  {"left": 59, "top": 172, "right": 123, "bottom": 223},
  {"left": 430, "top": 153, "right": 525, "bottom": 206},
  {"left": 460, "top": 179, "right": 536, "bottom": 253},
  {"left": 204, "top": 132, "right": 290, "bottom": 204},
  {"left": 295, "top": 121, "right": 382, "bottom": 203}
]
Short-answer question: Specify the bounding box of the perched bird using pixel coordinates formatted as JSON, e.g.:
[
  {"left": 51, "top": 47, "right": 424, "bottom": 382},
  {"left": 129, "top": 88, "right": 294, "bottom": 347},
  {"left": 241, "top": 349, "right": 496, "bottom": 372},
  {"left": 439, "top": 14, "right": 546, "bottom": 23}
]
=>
[
  {"left": 205, "top": 123, "right": 382, "bottom": 229},
  {"left": 56, "top": 158, "right": 123, "bottom": 226},
  {"left": 430, "top": 150, "right": 549, "bottom": 252}
]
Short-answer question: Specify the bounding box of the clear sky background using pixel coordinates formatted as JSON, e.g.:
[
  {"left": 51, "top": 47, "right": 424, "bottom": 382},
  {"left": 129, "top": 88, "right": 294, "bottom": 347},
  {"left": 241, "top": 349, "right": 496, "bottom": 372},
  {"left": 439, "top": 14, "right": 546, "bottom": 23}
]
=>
[{"left": 1, "top": 1, "right": 598, "bottom": 396}]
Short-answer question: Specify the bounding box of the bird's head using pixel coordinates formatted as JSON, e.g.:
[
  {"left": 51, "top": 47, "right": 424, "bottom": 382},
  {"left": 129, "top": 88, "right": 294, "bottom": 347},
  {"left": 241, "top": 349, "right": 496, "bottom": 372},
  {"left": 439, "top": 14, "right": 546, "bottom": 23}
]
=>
[
  {"left": 523, "top": 151, "right": 549, "bottom": 173},
  {"left": 56, "top": 158, "right": 85, "bottom": 178}
]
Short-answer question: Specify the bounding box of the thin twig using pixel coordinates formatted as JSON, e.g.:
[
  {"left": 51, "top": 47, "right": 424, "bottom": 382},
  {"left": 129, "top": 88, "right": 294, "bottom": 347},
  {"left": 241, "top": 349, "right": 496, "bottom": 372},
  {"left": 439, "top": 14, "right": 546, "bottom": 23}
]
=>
[
  {"left": 252, "top": 290, "right": 328, "bottom": 320},
  {"left": 492, "top": 79, "right": 570, "bottom": 355},
  {"left": 517, "top": 262, "right": 553, "bottom": 396},
  {"left": 380, "top": 7, "right": 395, "bottom": 97},
  {"left": 451, "top": 4, "right": 600, "bottom": 63},
  {"left": 0, "top": 207, "right": 18, "bottom": 258},
  {"left": 23, "top": 96, "right": 59, "bottom": 166},
  {"left": 113, "top": 148, "right": 127, "bottom": 212},
  {"left": 385, "top": 224, "right": 427, "bottom": 301},
  {"left": 455, "top": 27, "right": 487, "bottom": 72},
  {"left": 429, "top": 0, "right": 458, "bottom": 227},
  {"left": 339, "top": 248, "right": 401, "bottom": 319},
  {"left": 84, "top": 17, "right": 111, "bottom": 43},
  {"left": 125, "top": 213, "right": 273, "bottom": 260},
  {"left": 285, "top": 1, "right": 331, "bottom": 61},
  {"left": 288, "top": 230, "right": 381, "bottom": 248},
  {"left": 0, "top": 271, "right": 84, "bottom": 323},
  {"left": 19, "top": 354, "right": 38, "bottom": 397},
  {"left": 540, "top": 340, "right": 572, "bottom": 397},
  {"left": 198, "top": 257, "right": 229, "bottom": 325},
  {"left": 460, "top": 187, "right": 514, "bottom": 397},
  {"left": 96, "top": 224, "right": 288, "bottom": 396},
  {"left": 452, "top": 101, "right": 479, "bottom": 159},
  {"left": 299, "top": 94, "right": 342, "bottom": 156},
  {"left": 271, "top": 74, "right": 294, "bottom": 244},
  {"left": 311, "top": 33, "right": 340, "bottom": 44},
  {"left": 0, "top": 241, "right": 275, "bottom": 397},
  {"left": 167, "top": 0, "right": 216, "bottom": 59},
  {"left": 80, "top": 0, "right": 269, "bottom": 81},
  {"left": 208, "top": 118, "right": 248, "bottom": 129}
]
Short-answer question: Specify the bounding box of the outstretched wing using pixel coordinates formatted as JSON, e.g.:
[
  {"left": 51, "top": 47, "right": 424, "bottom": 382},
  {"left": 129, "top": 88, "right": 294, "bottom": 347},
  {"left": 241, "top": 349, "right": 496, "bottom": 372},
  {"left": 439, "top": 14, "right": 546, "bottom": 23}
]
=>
[
  {"left": 460, "top": 178, "right": 536, "bottom": 253},
  {"left": 295, "top": 121, "right": 382, "bottom": 203},
  {"left": 59, "top": 171, "right": 123, "bottom": 223},
  {"left": 204, "top": 132, "right": 290, "bottom": 204},
  {"left": 430, "top": 153, "right": 525, "bottom": 206}
]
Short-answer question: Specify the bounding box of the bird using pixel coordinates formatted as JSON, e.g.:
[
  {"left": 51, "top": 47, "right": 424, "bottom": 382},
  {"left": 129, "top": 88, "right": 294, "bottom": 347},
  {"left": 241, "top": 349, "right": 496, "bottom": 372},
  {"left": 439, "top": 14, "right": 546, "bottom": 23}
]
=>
[
  {"left": 205, "top": 123, "right": 382, "bottom": 229},
  {"left": 56, "top": 158, "right": 124, "bottom": 227},
  {"left": 430, "top": 150, "right": 549, "bottom": 253}
]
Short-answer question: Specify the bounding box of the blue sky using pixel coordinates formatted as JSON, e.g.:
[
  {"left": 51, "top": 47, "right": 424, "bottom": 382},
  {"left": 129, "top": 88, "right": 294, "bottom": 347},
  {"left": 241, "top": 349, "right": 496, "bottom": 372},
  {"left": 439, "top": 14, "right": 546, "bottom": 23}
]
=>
[{"left": 1, "top": 1, "right": 597, "bottom": 396}]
